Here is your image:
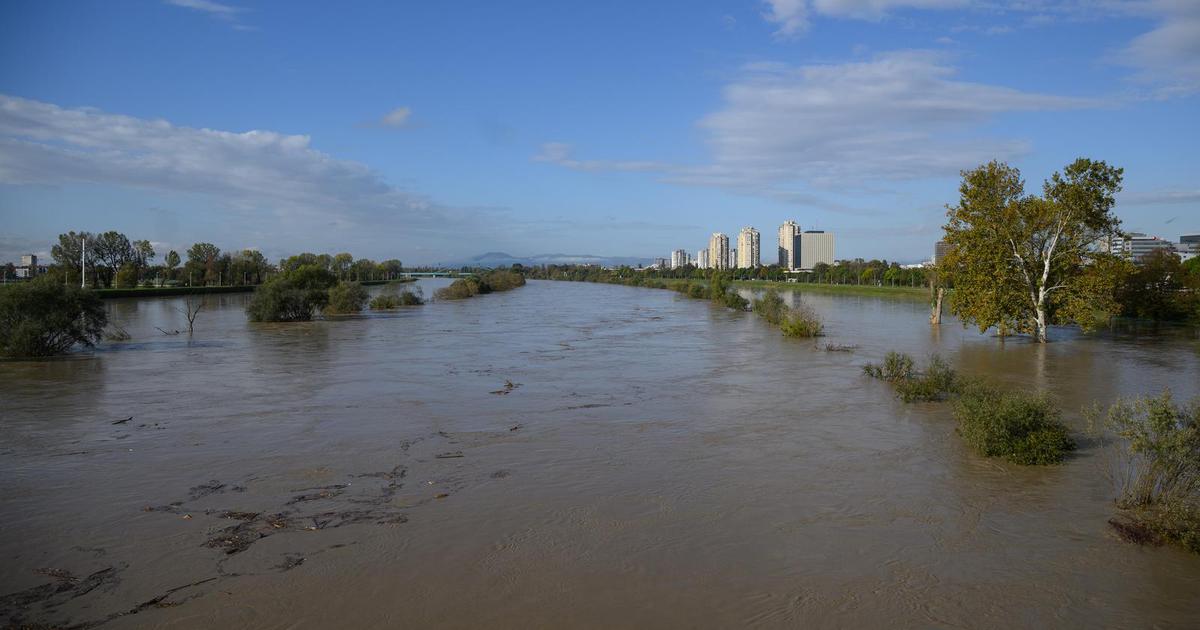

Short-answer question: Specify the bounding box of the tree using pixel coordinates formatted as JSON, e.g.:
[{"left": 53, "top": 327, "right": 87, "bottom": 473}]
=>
[
  {"left": 1119, "top": 249, "right": 1188, "bottom": 321},
  {"left": 186, "top": 243, "right": 221, "bottom": 286},
  {"left": 114, "top": 264, "right": 139, "bottom": 288},
  {"left": 325, "top": 282, "right": 369, "bottom": 314},
  {"left": 332, "top": 253, "right": 354, "bottom": 280},
  {"left": 92, "top": 231, "right": 135, "bottom": 287},
  {"left": 51, "top": 231, "right": 94, "bottom": 285},
  {"left": 943, "top": 158, "right": 1125, "bottom": 343},
  {"left": 0, "top": 278, "right": 107, "bottom": 357},
  {"left": 165, "top": 250, "right": 181, "bottom": 280},
  {"left": 246, "top": 265, "right": 338, "bottom": 322}
]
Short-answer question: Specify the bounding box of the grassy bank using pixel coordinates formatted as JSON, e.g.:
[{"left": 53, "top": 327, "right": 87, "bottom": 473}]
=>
[{"left": 732, "top": 279, "right": 930, "bottom": 299}]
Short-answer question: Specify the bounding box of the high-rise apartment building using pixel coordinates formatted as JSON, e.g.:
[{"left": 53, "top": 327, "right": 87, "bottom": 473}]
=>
[
  {"left": 729, "top": 248, "right": 737, "bottom": 269},
  {"left": 798, "top": 231, "right": 835, "bottom": 270},
  {"left": 709, "top": 233, "right": 730, "bottom": 271},
  {"left": 737, "top": 227, "right": 761, "bottom": 268},
  {"left": 671, "top": 249, "right": 690, "bottom": 269},
  {"left": 696, "top": 249, "right": 710, "bottom": 269},
  {"left": 778, "top": 220, "right": 800, "bottom": 269},
  {"left": 933, "top": 241, "right": 953, "bottom": 264}
]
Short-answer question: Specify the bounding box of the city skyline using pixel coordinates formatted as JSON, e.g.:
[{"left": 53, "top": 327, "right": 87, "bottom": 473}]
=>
[{"left": 1, "top": 2, "right": 1198, "bottom": 265}]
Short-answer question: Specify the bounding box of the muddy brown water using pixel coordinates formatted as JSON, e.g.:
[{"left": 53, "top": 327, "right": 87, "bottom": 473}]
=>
[{"left": 2, "top": 279, "right": 1199, "bottom": 628}]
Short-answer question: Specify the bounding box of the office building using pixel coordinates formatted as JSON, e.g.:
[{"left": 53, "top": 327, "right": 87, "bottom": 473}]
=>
[
  {"left": 696, "top": 249, "right": 710, "bottom": 270},
  {"left": 670, "top": 249, "right": 690, "bottom": 269},
  {"left": 778, "top": 220, "right": 800, "bottom": 269},
  {"left": 709, "top": 233, "right": 730, "bottom": 271},
  {"left": 798, "top": 231, "right": 835, "bottom": 271},
  {"left": 15, "top": 254, "right": 43, "bottom": 279},
  {"left": 1113, "top": 233, "right": 1175, "bottom": 263},
  {"left": 737, "top": 227, "right": 761, "bottom": 268}
]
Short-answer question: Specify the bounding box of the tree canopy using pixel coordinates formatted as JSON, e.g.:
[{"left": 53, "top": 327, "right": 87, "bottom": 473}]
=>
[{"left": 942, "top": 158, "right": 1127, "bottom": 342}]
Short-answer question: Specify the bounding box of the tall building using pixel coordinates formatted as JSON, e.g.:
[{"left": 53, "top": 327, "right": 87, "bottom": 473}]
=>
[
  {"left": 778, "top": 220, "right": 800, "bottom": 269},
  {"left": 728, "top": 248, "right": 737, "bottom": 269},
  {"left": 798, "top": 231, "right": 835, "bottom": 270},
  {"left": 709, "top": 233, "right": 730, "bottom": 271},
  {"left": 737, "top": 227, "right": 761, "bottom": 268},
  {"left": 696, "top": 249, "right": 710, "bottom": 269},
  {"left": 933, "top": 241, "right": 953, "bottom": 264},
  {"left": 1113, "top": 233, "right": 1175, "bottom": 263},
  {"left": 670, "top": 249, "right": 690, "bottom": 269}
]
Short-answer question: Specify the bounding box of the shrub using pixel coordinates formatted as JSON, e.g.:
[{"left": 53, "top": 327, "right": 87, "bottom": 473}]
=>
[
  {"left": 435, "top": 277, "right": 481, "bottom": 300},
  {"left": 246, "top": 265, "right": 337, "bottom": 322},
  {"left": 863, "top": 351, "right": 915, "bottom": 381},
  {"left": 954, "top": 382, "right": 1074, "bottom": 465},
  {"left": 1089, "top": 391, "right": 1200, "bottom": 552},
  {"left": 370, "top": 284, "right": 424, "bottom": 309},
  {"left": 753, "top": 290, "right": 786, "bottom": 325},
  {"left": 721, "top": 291, "right": 750, "bottom": 311},
  {"left": 687, "top": 284, "right": 707, "bottom": 299},
  {"left": 895, "top": 354, "right": 960, "bottom": 402},
  {"left": 780, "top": 303, "right": 823, "bottom": 337},
  {"left": 480, "top": 269, "right": 525, "bottom": 292},
  {"left": 325, "top": 282, "right": 370, "bottom": 314},
  {"left": 0, "top": 278, "right": 107, "bottom": 357}
]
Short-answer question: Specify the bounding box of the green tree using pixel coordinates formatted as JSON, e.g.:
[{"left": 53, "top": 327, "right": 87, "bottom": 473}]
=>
[
  {"left": 51, "top": 231, "right": 95, "bottom": 285},
  {"left": 186, "top": 242, "right": 221, "bottom": 286},
  {"left": 0, "top": 278, "right": 107, "bottom": 357},
  {"left": 332, "top": 252, "right": 354, "bottom": 280},
  {"left": 325, "top": 282, "right": 369, "bottom": 314},
  {"left": 246, "top": 265, "right": 338, "bottom": 322},
  {"left": 943, "top": 158, "right": 1125, "bottom": 343}
]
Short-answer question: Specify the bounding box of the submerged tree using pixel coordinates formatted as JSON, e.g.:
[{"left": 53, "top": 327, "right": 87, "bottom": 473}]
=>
[
  {"left": 942, "top": 158, "right": 1126, "bottom": 343},
  {"left": 0, "top": 278, "right": 107, "bottom": 357}
]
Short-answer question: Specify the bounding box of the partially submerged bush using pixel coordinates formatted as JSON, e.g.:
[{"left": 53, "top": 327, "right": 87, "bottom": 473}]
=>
[
  {"left": 0, "top": 278, "right": 108, "bottom": 357},
  {"left": 895, "top": 354, "right": 959, "bottom": 402},
  {"left": 753, "top": 290, "right": 786, "bottom": 325},
  {"left": 435, "top": 277, "right": 482, "bottom": 300},
  {"left": 954, "top": 382, "right": 1074, "bottom": 465},
  {"left": 481, "top": 269, "right": 526, "bottom": 292},
  {"left": 246, "top": 265, "right": 337, "bottom": 322},
  {"left": 863, "top": 351, "right": 916, "bottom": 382},
  {"left": 1089, "top": 391, "right": 1200, "bottom": 553},
  {"left": 780, "top": 303, "right": 823, "bottom": 337},
  {"left": 370, "top": 284, "right": 424, "bottom": 309},
  {"left": 325, "top": 282, "right": 370, "bottom": 314}
]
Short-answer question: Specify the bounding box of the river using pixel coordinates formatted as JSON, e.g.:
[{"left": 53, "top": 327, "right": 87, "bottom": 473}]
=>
[{"left": 2, "top": 279, "right": 1198, "bottom": 628}]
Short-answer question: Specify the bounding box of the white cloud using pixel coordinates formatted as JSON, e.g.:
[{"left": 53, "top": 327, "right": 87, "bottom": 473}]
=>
[
  {"left": 381, "top": 106, "right": 412, "bottom": 128},
  {"left": 165, "top": 0, "right": 253, "bottom": 30},
  {"left": 0, "top": 94, "right": 481, "bottom": 243},
  {"left": 1117, "top": 0, "right": 1200, "bottom": 97},
  {"left": 539, "top": 51, "right": 1094, "bottom": 201},
  {"left": 763, "top": 0, "right": 966, "bottom": 35}
]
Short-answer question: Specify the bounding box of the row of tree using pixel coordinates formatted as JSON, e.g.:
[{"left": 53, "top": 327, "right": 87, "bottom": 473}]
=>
[{"left": 42, "top": 231, "right": 404, "bottom": 289}]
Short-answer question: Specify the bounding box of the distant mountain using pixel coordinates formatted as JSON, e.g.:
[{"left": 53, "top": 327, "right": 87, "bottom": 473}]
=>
[{"left": 439, "top": 252, "right": 654, "bottom": 268}]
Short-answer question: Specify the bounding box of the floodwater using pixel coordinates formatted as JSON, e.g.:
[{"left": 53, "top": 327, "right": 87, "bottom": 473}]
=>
[{"left": 2, "top": 279, "right": 1199, "bottom": 628}]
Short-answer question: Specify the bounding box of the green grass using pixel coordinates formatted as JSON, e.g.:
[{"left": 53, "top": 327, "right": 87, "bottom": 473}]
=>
[{"left": 733, "top": 279, "right": 929, "bottom": 299}]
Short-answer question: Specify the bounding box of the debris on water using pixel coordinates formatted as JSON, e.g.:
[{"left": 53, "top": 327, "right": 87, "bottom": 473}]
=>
[
  {"left": 509, "top": 424, "right": 522, "bottom": 431},
  {"left": 188, "top": 480, "right": 227, "bottom": 500},
  {"left": 435, "top": 451, "right": 465, "bottom": 459},
  {"left": 490, "top": 380, "right": 522, "bottom": 395},
  {"left": 182, "top": 514, "right": 192, "bottom": 520},
  {"left": 435, "top": 493, "right": 449, "bottom": 499},
  {"left": 112, "top": 416, "right": 133, "bottom": 425},
  {"left": 491, "top": 470, "right": 511, "bottom": 479},
  {"left": 824, "top": 343, "right": 858, "bottom": 352}
]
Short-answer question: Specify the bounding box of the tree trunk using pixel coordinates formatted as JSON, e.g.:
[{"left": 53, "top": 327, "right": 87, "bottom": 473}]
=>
[
  {"left": 930, "top": 287, "right": 944, "bottom": 325},
  {"left": 1035, "top": 292, "right": 1048, "bottom": 343}
]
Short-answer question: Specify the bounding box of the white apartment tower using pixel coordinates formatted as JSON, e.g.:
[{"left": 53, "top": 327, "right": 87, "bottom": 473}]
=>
[
  {"left": 670, "top": 249, "right": 690, "bottom": 269},
  {"left": 737, "top": 227, "right": 760, "bottom": 268},
  {"left": 696, "top": 249, "right": 710, "bottom": 269},
  {"left": 709, "top": 233, "right": 730, "bottom": 271},
  {"left": 798, "top": 230, "right": 835, "bottom": 270},
  {"left": 778, "top": 220, "right": 800, "bottom": 270},
  {"left": 729, "top": 248, "right": 738, "bottom": 269}
]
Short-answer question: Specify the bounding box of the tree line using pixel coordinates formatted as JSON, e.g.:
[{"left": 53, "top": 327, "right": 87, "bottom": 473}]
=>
[{"left": 38, "top": 230, "right": 404, "bottom": 289}]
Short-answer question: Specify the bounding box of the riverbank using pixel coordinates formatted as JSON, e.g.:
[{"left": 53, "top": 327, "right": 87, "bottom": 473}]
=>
[
  {"left": 732, "top": 279, "right": 930, "bottom": 299},
  {"left": 94, "top": 278, "right": 412, "bottom": 299}
]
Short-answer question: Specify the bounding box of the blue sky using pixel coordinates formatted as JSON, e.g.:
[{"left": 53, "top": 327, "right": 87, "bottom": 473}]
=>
[{"left": 1, "top": 0, "right": 1197, "bottom": 265}]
